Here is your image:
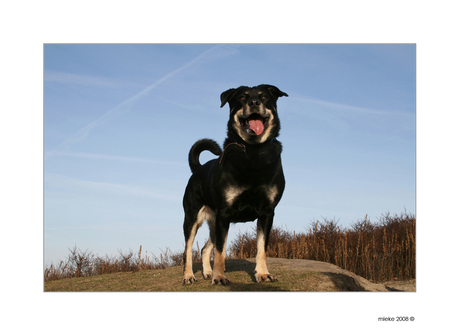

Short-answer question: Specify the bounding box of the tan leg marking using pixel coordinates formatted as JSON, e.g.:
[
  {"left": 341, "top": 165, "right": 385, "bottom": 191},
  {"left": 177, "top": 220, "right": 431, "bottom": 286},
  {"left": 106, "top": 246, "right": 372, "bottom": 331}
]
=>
[
  {"left": 254, "top": 230, "right": 277, "bottom": 283},
  {"left": 212, "top": 249, "right": 230, "bottom": 285},
  {"left": 183, "top": 206, "right": 214, "bottom": 285},
  {"left": 201, "top": 207, "right": 216, "bottom": 279},
  {"left": 183, "top": 223, "right": 198, "bottom": 285},
  {"left": 201, "top": 238, "right": 214, "bottom": 280},
  {"left": 211, "top": 234, "right": 229, "bottom": 285}
]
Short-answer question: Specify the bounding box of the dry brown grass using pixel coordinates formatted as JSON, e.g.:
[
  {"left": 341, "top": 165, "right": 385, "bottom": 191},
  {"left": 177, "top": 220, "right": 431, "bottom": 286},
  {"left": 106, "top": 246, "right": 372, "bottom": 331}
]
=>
[
  {"left": 44, "top": 245, "right": 181, "bottom": 282},
  {"left": 227, "top": 211, "right": 415, "bottom": 282},
  {"left": 44, "top": 211, "right": 415, "bottom": 283}
]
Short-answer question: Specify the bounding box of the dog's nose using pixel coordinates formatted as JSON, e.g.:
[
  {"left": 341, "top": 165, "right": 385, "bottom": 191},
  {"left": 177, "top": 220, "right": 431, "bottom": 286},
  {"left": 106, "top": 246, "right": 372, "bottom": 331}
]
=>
[{"left": 248, "top": 99, "right": 261, "bottom": 107}]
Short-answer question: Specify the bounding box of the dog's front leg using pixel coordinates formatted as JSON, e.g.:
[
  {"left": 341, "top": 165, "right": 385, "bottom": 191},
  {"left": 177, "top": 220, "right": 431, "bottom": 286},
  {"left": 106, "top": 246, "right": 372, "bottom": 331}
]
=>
[
  {"left": 212, "top": 216, "right": 230, "bottom": 285},
  {"left": 255, "top": 214, "right": 278, "bottom": 283}
]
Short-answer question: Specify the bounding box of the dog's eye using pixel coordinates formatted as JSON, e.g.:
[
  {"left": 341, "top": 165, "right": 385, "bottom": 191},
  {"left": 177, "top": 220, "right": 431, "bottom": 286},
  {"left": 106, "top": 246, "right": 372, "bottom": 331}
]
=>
[
  {"left": 261, "top": 96, "right": 268, "bottom": 100},
  {"left": 240, "top": 96, "right": 246, "bottom": 101}
]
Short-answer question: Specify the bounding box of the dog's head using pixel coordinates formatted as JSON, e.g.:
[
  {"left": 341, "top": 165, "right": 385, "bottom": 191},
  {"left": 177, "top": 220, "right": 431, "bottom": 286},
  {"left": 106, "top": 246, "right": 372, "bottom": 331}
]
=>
[{"left": 220, "top": 84, "right": 288, "bottom": 145}]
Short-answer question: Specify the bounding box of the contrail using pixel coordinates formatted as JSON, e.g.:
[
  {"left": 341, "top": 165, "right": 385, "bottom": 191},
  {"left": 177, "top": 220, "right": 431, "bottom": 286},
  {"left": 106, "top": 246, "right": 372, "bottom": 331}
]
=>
[{"left": 46, "top": 44, "right": 238, "bottom": 159}]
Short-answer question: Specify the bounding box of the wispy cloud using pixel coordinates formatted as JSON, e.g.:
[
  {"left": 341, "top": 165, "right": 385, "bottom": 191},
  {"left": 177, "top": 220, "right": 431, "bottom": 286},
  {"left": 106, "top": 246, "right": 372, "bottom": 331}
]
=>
[
  {"left": 44, "top": 70, "right": 125, "bottom": 88},
  {"left": 45, "top": 45, "right": 239, "bottom": 159},
  {"left": 47, "top": 150, "right": 187, "bottom": 167},
  {"left": 291, "top": 95, "right": 413, "bottom": 117},
  {"left": 283, "top": 94, "right": 415, "bottom": 137},
  {"left": 45, "top": 173, "right": 181, "bottom": 202}
]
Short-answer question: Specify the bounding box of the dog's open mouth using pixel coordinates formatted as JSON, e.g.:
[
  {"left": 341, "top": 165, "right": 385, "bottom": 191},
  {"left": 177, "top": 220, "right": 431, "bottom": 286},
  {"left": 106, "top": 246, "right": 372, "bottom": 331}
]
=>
[{"left": 239, "top": 114, "right": 268, "bottom": 136}]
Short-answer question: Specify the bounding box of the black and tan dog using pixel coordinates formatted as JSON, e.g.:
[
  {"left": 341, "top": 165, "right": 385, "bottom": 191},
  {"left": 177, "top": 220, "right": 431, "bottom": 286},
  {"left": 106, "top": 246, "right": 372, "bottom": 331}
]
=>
[{"left": 182, "top": 84, "right": 288, "bottom": 285}]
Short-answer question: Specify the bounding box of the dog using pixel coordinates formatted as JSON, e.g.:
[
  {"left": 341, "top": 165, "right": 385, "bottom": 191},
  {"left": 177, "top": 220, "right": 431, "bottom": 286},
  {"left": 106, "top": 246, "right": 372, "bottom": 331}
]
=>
[{"left": 182, "top": 84, "right": 288, "bottom": 285}]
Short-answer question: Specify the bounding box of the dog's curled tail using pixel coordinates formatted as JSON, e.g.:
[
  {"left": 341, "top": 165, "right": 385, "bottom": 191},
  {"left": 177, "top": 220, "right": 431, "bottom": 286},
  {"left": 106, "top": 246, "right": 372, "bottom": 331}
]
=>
[{"left": 188, "top": 139, "right": 222, "bottom": 173}]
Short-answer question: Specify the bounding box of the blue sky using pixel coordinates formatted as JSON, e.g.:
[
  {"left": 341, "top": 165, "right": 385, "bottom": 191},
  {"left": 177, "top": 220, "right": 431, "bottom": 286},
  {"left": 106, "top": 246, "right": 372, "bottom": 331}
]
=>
[{"left": 44, "top": 44, "right": 415, "bottom": 266}]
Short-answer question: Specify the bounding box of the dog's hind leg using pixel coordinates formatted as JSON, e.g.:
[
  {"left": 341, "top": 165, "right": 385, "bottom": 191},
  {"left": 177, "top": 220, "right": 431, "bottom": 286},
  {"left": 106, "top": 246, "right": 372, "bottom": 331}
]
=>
[
  {"left": 201, "top": 238, "right": 214, "bottom": 280},
  {"left": 254, "top": 214, "right": 278, "bottom": 283},
  {"left": 182, "top": 206, "right": 207, "bottom": 285},
  {"left": 201, "top": 211, "right": 216, "bottom": 280},
  {"left": 183, "top": 223, "right": 199, "bottom": 284}
]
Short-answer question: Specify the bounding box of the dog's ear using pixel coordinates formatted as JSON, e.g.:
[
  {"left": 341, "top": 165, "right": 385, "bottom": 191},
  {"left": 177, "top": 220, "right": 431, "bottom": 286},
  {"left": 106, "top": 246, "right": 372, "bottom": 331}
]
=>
[
  {"left": 220, "top": 88, "right": 237, "bottom": 108},
  {"left": 265, "top": 85, "right": 289, "bottom": 98}
]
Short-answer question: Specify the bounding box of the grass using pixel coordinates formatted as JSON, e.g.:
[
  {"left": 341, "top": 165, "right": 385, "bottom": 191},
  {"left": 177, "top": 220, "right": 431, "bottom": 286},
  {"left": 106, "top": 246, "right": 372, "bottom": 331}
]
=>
[
  {"left": 228, "top": 211, "right": 415, "bottom": 282},
  {"left": 44, "top": 258, "right": 346, "bottom": 292},
  {"left": 44, "top": 211, "right": 415, "bottom": 285},
  {"left": 44, "top": 245, "right": 182, "bottom": 282}
]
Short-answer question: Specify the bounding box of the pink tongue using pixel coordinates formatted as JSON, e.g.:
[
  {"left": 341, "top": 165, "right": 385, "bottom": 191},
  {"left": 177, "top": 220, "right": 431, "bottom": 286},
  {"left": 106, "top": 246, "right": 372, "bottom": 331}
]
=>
[{"left": 248, "top": 119, "right": 264, "bottom": 135}]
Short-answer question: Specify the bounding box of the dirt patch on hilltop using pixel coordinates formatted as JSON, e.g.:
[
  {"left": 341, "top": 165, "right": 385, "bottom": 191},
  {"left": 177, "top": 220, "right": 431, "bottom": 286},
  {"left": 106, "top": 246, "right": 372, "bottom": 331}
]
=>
[{"left": 260, "top": 258, "right": 415, "bottom": 292}]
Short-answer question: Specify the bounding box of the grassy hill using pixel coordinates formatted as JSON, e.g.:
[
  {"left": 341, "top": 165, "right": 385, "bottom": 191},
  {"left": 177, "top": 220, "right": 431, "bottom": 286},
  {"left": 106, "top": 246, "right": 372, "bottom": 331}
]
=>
[{"left": 44, "top": 258, "right": 414, "bottom": 292}]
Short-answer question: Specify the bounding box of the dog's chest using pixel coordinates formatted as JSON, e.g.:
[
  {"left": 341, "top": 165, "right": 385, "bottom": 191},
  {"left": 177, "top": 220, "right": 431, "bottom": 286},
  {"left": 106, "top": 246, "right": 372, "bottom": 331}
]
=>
[{"left": 224, "top": 184, "right": 279, "bottom": 208}]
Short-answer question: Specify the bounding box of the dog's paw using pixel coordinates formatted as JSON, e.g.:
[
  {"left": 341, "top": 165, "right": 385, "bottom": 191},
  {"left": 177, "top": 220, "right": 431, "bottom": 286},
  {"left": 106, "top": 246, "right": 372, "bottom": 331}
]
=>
[
  {"left": 202, "top": 271, "right": 212, "bottom": 280},
  {"left": 211, "top": 275, "right": 231, "bottom": 285},
  {"left": 255, "top": 273, "right": 278, "bottom": 283},
  {"left": 182, "top": 275, "right": 197, "bottom": 285}
]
